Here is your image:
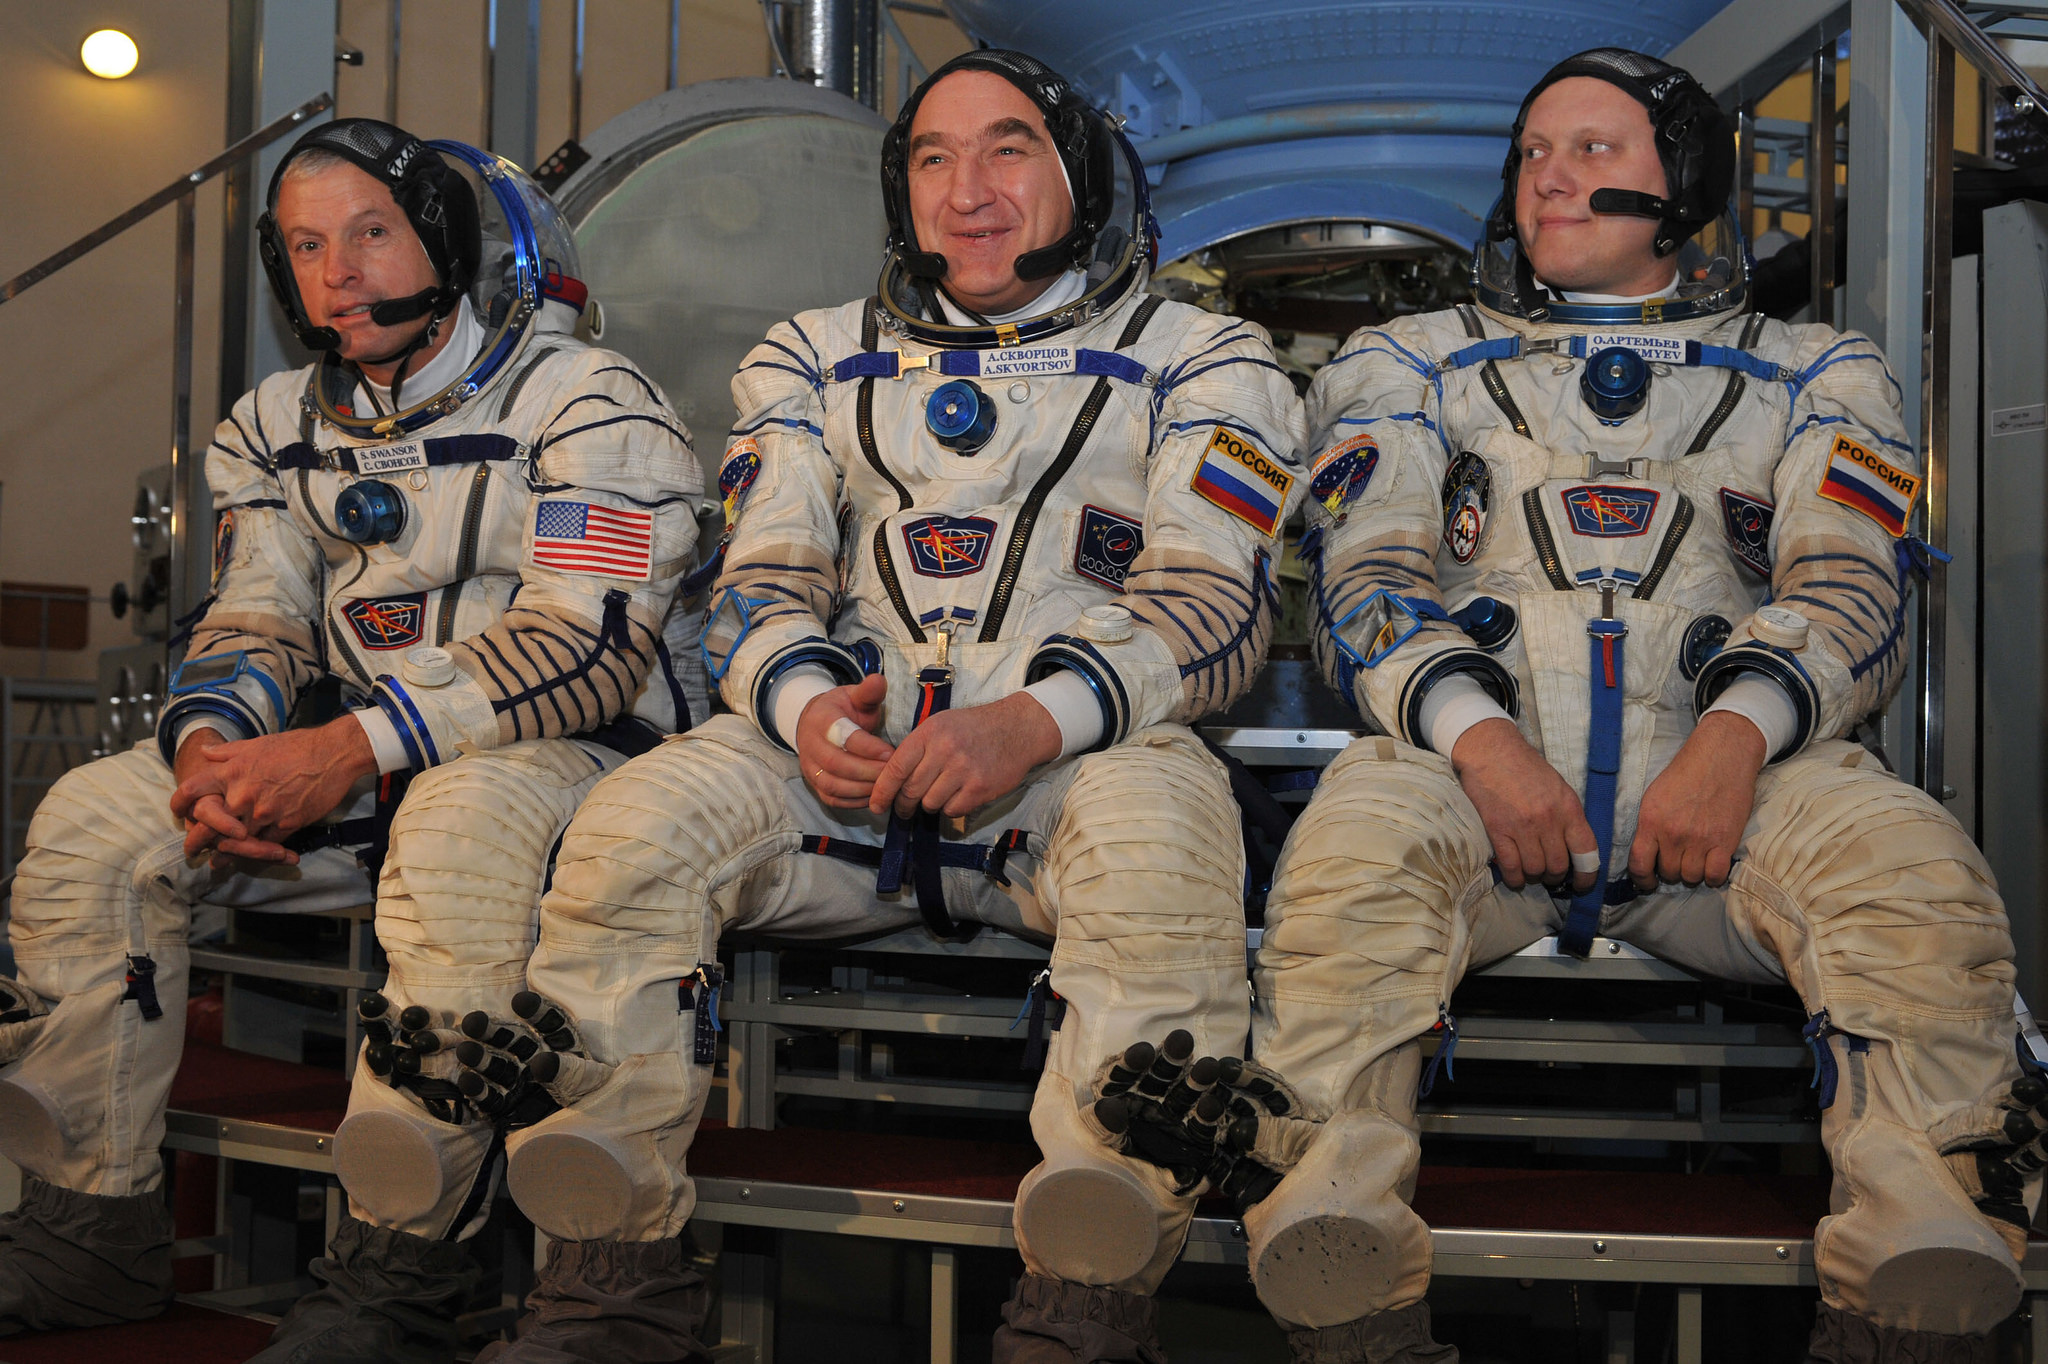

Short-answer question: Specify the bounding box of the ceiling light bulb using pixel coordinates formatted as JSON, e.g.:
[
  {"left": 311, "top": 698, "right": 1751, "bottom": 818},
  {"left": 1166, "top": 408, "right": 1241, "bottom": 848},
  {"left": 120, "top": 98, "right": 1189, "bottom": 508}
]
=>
[{"left": 81, "top": 30, "right": 139, "bottom": 80}]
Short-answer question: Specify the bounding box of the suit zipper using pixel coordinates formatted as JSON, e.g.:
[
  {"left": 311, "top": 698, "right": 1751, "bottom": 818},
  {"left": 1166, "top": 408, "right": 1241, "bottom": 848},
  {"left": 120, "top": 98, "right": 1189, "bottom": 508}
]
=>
[
  {"left": 1631, "top": 493, "right": 1694, "bottom": 600},
  {"left": 1521, "top": 487, "right": 1573, "bottom": 591},
  {"left": 873, "top": 522, "right": 925, "bottom": 642},
  {"left": 438, "top": 465, "right": 492, "bottom": 643},
  {"left": 977, "top": 377, "right": 1115, "bottom": 641},
  {"left": 1481, "top": 360, "right": 1531, "bottom": 438},
  {"left": 1686, "top": 312, "right": 1769, "bottom": 455},
  {"left": 979, "top": 294, "right": 1164, "bottom": 642}
]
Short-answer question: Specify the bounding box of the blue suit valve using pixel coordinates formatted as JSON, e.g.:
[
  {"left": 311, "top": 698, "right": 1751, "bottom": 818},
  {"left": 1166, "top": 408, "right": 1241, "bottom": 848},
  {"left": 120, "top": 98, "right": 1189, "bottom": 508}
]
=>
[
  {"left": 1449, "top": 596, "right": 1517, "bottom": 652},
  {"left": 1581, "top": 345, "right": 1651, "bottom": 425},
  {"left": 335, "top": 479, "right": 409, "bottom": 545},
  {"left": 925, "top": 378, "right": 997, "bottom": 454}
]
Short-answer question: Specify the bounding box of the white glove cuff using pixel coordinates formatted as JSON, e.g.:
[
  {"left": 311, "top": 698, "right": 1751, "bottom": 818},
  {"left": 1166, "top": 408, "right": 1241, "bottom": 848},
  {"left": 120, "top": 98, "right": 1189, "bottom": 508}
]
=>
[
  {"left": 765, "top": 665, "right": 836, "bottom": 749},
  {"left": 1023, "top": 670, "right": 1107, "bottom": 760},
  {"left": 173, "top": 718, "right": 236, "bottom": 752},
  {"left": 1703, "top": 672, "right": 1800, "bottom": 762},
  {"left": 353, "top": 708, "right": 415, "bottom": 776},
  {"left": 1418, "top": 672, "right": 1514, "bottom": 757}
]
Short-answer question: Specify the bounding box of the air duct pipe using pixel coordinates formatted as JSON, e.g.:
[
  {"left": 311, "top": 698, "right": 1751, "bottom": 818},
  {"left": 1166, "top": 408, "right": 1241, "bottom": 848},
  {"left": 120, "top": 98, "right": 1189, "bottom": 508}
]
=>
[{"left": 799, "top": 0, "right": 878, "bottom": 108}]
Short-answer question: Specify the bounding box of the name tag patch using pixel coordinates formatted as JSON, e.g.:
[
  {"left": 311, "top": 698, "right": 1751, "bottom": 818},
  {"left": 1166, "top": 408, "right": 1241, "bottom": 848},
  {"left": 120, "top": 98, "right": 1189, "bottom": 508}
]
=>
[
  {"left": 1719, "top": 487, "right": 1775, "bottom": 577},
  {"left": 979, "top": 344, "right": 1075, "bottom": 378},
  {"left": 1190, "top": 426, "right": 1293, "bottom": 537},
  {"left": 902, "top": 515, "right": 996, "bottom": 578},
  {"left": 343, "top": 593, "right": 426, "bottom": 650},
  {"left": 1310, "top": 434, "right": 1379, "bottom": 523},
  {"left": 1817, "top": 433, "right": 1920, "bottom": 538},
  {"left": 353, "top": 440, "right": 429, "bottom": 475},
  {"left": 1582, "top": 332, "right": 1688, "bottom": 365},
  {"left": 718, "top": 439, "right": 761, "bottom": 525},
  {"left": 1562, "top": 485, "right": 1660, "bottom": 537},
  {"left": 1074, "top": 505, "right": 1144, "bottom": 590}
]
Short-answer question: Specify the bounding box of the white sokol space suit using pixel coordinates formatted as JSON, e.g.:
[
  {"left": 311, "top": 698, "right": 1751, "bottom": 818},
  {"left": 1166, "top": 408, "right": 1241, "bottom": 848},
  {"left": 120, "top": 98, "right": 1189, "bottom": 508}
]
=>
[
  {"left": 492, "top": 48, "right": 1304, "bottom": 1360},
  {"left": 1245, "top": 192, "right": 2026, "bottom": 1361},
  {"left": 0, "top": 126, "right": 700, "bottom": 1342}
]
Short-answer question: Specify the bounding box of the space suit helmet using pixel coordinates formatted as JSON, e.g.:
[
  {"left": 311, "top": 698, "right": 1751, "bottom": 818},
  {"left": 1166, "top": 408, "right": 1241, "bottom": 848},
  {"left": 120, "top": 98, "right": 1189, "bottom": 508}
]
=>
[
  {"left": 1474, "top": 48, "right": 1747, "bottom": 323},
  {"left": 260, "top": 121, "right": 588, "bottom": 436},
  {"left": 876, "top": 49, "right": 1157, "bottom": 345}
]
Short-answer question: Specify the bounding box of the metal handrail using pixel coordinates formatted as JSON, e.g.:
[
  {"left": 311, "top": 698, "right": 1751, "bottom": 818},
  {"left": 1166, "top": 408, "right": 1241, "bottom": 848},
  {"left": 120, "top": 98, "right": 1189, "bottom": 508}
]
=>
[
  {"left": 0, "top": 94, "right": 332, "bottom": 306},
  {"left": 1890, "top": 0, "right": 2048, "bottom": 803},
  {"left": 0, "top": 91, "right": 333, "bottom": 631},
  {"left": 1904, "top": 0, "right": 2048, "bottom": 122}
]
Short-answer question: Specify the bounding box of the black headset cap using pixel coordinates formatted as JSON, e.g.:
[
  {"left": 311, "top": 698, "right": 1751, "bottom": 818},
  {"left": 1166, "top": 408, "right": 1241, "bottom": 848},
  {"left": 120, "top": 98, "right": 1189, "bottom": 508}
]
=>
[
  {"left": 256, "top": 118, "right": 482, "bottom": 351},
  {"left": 1489, "top": 48, "right": 1735, "bottom": 259}
]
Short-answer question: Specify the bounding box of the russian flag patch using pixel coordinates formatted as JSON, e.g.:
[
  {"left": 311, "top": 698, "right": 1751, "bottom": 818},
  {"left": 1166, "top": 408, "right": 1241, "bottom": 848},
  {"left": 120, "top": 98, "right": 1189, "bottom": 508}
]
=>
[
  {"left": 1816, "top": 433, "right": 1920, "bottom": 538},
  {"left": 1190, "top": 426, "right": 1293, "bottom": 537}
]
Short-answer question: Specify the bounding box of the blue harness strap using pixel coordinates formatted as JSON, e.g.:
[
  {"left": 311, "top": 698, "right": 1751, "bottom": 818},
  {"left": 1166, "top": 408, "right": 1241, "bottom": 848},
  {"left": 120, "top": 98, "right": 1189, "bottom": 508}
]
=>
[
  {"left": 1559, "top": 334, "right": 1789, "bottom": 383},
  {"left": 830, "top": 351, "right": 912, "bottom": 382},
  {"left": 1560, "top": 615, "right": 1627, "bottom": 957},
  {"left": 1073, "top": 350, "right": 1150, "bottom": 384},
  {"left": 855, "top": 663, "right": 979, "bottom": 938},
  {"left": 1437, "top": 336, "right": 1523, "bottom": 373},
  {"left": 805, "top": 827, "right": 1030, "bottom": 881},
  {"left": 1434, "top": 332, "right": 1790, "bottom": 386},
  {"left": 1695, "top": 344, "right": 1790, "bottom": 383},
  {"left": 904, "top": 666, "right": 958, "bottom": 935}
]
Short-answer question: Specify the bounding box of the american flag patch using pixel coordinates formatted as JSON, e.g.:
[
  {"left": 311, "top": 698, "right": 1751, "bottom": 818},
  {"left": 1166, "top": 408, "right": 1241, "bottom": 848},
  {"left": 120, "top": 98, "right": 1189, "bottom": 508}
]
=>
[{"left": 532, "top": 500, "right": 654, "bottom": 579}]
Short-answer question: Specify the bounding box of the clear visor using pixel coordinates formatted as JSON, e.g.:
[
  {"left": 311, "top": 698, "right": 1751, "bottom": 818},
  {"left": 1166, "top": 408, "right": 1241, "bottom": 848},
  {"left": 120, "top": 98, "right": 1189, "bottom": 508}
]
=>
[
  {"left": 448, "top": 154, "right": 585, "bottom": 331},
  {"left": 878, "top": 117, "right": 1152, "bottom": 338},
  {"left": 1473, "top": 201, "right": 1749, "bottom": 322},
  {"left": 319, "top": 145, "right": 576, "bottom": 436}
]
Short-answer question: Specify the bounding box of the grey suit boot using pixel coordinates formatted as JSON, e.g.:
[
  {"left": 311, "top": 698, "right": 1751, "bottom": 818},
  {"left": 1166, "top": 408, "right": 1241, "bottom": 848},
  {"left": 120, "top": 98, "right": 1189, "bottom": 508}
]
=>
[
  {"left": 246, "top": 1216, "right": 479, "bottom": 1364},
  {"left": 475, "top": 1236, "right": 711, "bottom": 1363},
  {"left": 1284, "top": 1302, "right": 1458, "bottom": 1363},
  {"left": 1805, "top": 1302, "right": 1995, "bottom": 1364},
  {"left": 0, "top": 1174, "right": 175, "bottom": 1336},
  {"left": 991, "top": 1273, "right": 1166, "bottom": 1363}
]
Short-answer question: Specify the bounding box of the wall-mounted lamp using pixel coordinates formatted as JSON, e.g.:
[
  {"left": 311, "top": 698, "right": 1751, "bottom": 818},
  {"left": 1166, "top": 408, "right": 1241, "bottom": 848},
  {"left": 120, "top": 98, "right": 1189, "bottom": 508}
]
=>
[{"left": 81, "top": 29, "right": 139, "bottom": 80}]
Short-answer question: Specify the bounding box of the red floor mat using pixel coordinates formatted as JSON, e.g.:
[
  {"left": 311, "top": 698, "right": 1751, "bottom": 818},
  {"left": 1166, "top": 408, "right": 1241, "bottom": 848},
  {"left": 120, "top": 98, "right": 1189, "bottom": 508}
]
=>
[
  {"left": 1410, "top": 1166, "right": 1830, "bottom": 1239},
  {"left": 166, "top": 1037, "right": 349, "bottom": 1133},
  {"left": 692, "top": 1123, "right": 1042, "bottom": 1200},
  {"left": 0, "top": 1301, "right": 274, "bottom": 1364},
  {"left": 686, "top": 1125, "right": 1842, "bottom": 1240}
]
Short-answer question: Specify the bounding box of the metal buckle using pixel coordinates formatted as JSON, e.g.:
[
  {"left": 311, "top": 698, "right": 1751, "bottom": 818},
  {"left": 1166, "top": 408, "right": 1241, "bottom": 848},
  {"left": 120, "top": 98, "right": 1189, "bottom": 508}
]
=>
[{"left": 1585, "top": 452, "right": 1641, "bottom": 480}]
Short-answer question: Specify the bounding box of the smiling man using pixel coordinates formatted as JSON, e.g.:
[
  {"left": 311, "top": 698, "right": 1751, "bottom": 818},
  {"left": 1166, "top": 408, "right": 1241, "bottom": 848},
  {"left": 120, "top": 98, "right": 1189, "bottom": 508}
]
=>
[
  {"left": 0, "top": 119, "right": 701, "bottom": 1358},
  {"left": 1117, "top": 49, "right": 2034, "bottom": 1362},
  {"left": 455, "top": 50, "right": 1303, "bottom": 1361}
]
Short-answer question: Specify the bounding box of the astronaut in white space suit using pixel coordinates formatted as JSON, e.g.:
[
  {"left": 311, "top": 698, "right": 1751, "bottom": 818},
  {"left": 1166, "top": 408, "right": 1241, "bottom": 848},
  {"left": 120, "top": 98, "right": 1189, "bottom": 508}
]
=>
[
  {"left": 0, "top": 119, "right": 701, "bottom": 1361},
  {"left": 430, "top": 49, "right": 1303, "bottom": 1363},
  {"left": 1094, "top": 49, "right": 2035, "bottom": 1364}
]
